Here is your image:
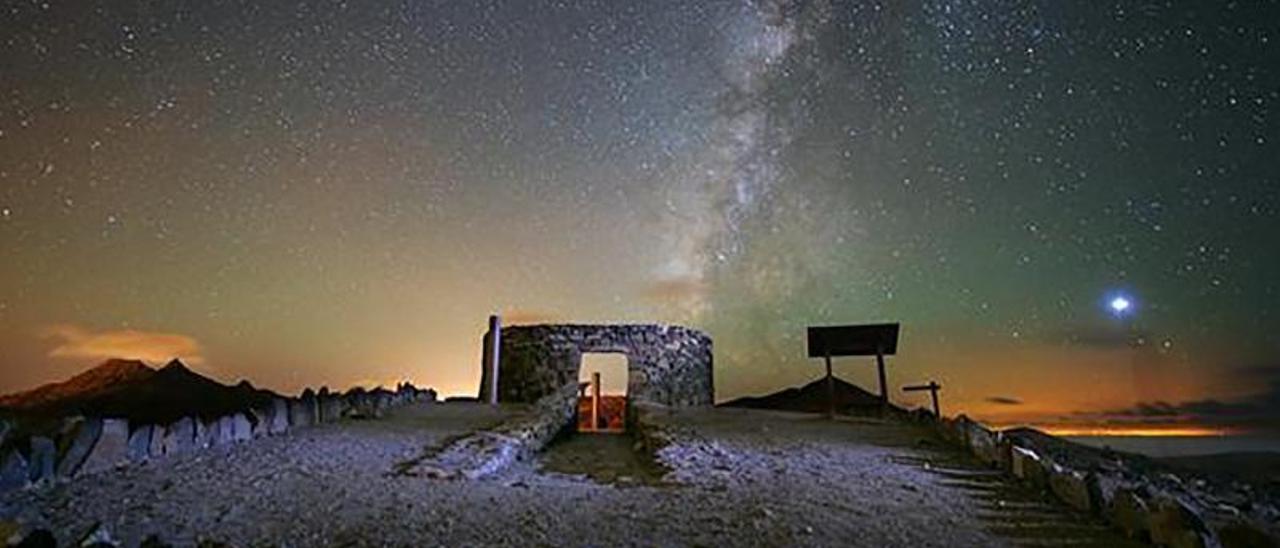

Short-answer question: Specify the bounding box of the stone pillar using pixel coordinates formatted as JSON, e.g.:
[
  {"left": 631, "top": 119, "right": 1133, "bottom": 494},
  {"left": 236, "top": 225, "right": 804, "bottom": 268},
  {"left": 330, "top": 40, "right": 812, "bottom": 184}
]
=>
[{"left": 486, "top": 314, "right": 501, "bottom": 405}]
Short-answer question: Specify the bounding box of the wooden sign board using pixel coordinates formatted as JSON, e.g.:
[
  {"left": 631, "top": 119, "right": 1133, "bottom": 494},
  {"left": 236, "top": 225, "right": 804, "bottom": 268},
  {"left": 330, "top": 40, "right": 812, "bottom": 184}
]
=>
[{"left": 807, "top": 323, "right": 900, "bottom": 357}]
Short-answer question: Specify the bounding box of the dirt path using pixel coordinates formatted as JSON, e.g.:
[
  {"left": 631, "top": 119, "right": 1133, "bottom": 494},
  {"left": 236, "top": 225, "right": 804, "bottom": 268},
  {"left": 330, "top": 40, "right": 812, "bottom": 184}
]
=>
[{"left": 1, "top": 404, "right": 1136, "bottom": 546}]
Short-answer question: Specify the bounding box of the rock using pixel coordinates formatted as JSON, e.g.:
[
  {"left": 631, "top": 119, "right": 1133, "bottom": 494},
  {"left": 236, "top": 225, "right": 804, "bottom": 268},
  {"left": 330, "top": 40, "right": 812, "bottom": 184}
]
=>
[
  {"left": 162, "top": 417, "right": 197, "bottom": 456},
  {"left": 1010, "top": 445, "right": 1047, "bottom": 488},
  {"left": 77, "top": 522, "right": 119, "bottom": 547},
  {"left": 0, "top": 450, "right": 30, "bottom": 491},
  {"left": 0, "top": 419, "right": 10, "bottom": 447},
  {"left": 215, "top": 415, "right": 236, "bottom": 446},
  {"left": 12, "top": 528, "right": 56, "bottom": 548},
  {"left": 268, "top": 399, "right": 290, "bottom": 434},
  {"left": 288, "top": 398, "right": 316, "bottom": 428},
  {"left": 80, "top": 418, "right": 130, "bottom": 475},
  {"left": 319, "top": 396, "right": 344, "bottom": 423},
  {"left": 231, "top": 414, "right": 252, "bottom": 442},
  {"left": 1048, "top": 465, "right": 1096, "bottom": 513},
  {"left": 196, "top": 417, "right": 220, "bottom": 449},
  {"left": 248, "top": 407, "right": 270, "bottom": 438},
  {"left": 147, "top": 425, "right": 165, "bottom": 458},
  {"left": 962, "top": 419, "right": 1002, "bottom": 468},
  {"left": 56, "top": 416, "right": 103, "bottom": 477},
  {"left": 1150, "top": 495, "right": 1212, "bottom": 548},
  {"left": 127, "top": 425, "right": 154, "bottom": 462},
  {"left": 28, "top": 437, "right": 56, "bottom": 483},
  {"left": 1108, "top": 487, "right": 1151, "bottom": 540}
]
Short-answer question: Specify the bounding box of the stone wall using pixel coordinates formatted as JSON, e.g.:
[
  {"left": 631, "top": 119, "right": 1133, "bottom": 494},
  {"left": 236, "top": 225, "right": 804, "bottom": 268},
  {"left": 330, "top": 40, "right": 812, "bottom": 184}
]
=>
[
  {"left": 0, "top": 383, "right": 436, "bottom": 493},
  {"left": 478, "top": 323, "right": 714, "bottom": 407},
  {"left": 931, "top": 414, "right": 1279, "bottom": 547}
]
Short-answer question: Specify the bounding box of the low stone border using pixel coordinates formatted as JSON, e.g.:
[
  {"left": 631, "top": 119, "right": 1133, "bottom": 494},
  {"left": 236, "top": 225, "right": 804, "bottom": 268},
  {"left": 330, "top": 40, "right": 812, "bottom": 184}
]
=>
[
  {"left": 0, "top": 383, "right": 436, "bottom": 493},
  {"left": 403, "top": 383, "right": 579, "bottom": 480},
  {"left": 930, "top": 414, "right": 1279, "bottom": 548}
]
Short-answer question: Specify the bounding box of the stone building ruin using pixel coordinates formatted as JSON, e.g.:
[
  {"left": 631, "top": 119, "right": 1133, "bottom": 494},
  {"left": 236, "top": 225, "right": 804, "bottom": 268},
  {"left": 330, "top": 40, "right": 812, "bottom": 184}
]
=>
[{"left": 478, "top": 323, "right": 714, "bottom": 412}]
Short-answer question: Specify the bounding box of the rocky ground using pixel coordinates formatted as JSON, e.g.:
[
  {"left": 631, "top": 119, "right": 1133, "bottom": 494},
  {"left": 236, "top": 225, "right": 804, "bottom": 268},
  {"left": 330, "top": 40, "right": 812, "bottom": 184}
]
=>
[{"left": 1, "top": 403, "right": 1138, "bottom": 546}]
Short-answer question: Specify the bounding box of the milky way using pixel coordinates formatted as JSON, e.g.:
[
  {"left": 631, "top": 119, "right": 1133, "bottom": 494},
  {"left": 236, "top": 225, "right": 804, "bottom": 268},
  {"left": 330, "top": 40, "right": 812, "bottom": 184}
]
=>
[{"left": 1, "top": 1, "right": 1277, "bottom": 432}]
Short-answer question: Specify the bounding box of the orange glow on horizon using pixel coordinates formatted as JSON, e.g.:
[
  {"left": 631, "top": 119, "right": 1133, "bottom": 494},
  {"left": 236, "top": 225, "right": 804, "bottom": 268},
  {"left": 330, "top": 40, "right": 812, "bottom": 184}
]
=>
[{"left": 998, "top": 424, "right": 1237, "bottom": 437}]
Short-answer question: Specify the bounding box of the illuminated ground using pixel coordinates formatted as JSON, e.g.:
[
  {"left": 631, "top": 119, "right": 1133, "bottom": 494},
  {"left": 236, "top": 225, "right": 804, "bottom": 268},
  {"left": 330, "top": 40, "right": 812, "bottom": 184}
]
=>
[{"left": 0, "top": 404, "right": 1138, "bottom": 546}]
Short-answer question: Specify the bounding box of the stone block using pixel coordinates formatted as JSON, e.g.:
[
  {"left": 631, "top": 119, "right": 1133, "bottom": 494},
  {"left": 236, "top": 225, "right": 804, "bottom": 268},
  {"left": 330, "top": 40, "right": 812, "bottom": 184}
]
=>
[
  {"left": 127, "top": 425, "right": 155, "bottom": 462},
  {"left": 269, "top": 399, "right": 289, "bottom": 434},
  {"left": 79, "top": 418, "right": 130, "bottom": 475},
  {"left": 1150, "top": 495, "right": 1211, "bottom": 548},
  {"left": 56, "top": 416, "right": 102, "bottom": 477},
  {"left": 195, "top": 417, "right": 217, "bottom": 449},
  {"left": 288, "top": 398, "right": 316, "bottom": 428},
  {"left": 248, "top": 407, "right": 268, "bottom": 437},
  {"left": 216, "top": 415, "right": 236, "bottom": 446},
  {"left": 1048, "top": 465, "right": 1095, "bottom": 513},
  {"left": 231, "top": 414, "right": 252, "bottom": 442},
  {"left": 162, "top": 417, "right": 197, "bottom": 456},
  {"left": 0, "top": 450, "right": 29, "bottom": 491},
  {"left": 28, "top": 437, "right": 55, "bottom": 482},
  {"left": 147, "top": 425, "right": 165, "bottom": 458},
  {"left": 1011, "top": 445, "right": 1048, "bottom": 488}
]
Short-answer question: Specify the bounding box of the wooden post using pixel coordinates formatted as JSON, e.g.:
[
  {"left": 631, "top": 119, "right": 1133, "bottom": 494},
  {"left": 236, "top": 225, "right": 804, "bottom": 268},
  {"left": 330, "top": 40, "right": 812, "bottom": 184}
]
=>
[
  {"left": 875, "top": 345, "right": 888, "bottom": 409},
  {"left": 591, "top": 372, "right": 601, "bottom": 432},
  {"left": 825, "top": 351, "right": 834, "bottom": 419},
  {"left": 487, "top": 314, "right": 501, "bottom": 405},
  {"left": 903, "top": 381, "right": 942, "bottom": 417}
]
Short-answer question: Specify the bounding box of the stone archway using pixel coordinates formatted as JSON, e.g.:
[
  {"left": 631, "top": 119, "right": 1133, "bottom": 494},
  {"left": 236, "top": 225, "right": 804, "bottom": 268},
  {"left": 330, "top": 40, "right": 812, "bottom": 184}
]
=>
[{"left": 478, "top": 324, "right": 713, "bottom": 409}]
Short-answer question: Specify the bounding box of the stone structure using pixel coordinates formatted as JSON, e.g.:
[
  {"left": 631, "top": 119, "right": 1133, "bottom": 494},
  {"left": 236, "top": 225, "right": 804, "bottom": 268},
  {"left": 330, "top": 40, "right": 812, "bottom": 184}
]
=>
[{"left": 478, "top": 324, "right": 714, "bottom": 409}]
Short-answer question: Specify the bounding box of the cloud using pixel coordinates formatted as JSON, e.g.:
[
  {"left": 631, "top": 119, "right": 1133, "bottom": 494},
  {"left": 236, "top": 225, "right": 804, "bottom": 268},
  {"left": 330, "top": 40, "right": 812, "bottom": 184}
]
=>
[
  {"left": 985, "top": 396, "right": 1023, "bottom": 405},
  {"left": 1077, "top": 367, "right": 1280, "bottom": 431},
  {"left": 41, "top": 324, "right": 204, "bottom": 365}
]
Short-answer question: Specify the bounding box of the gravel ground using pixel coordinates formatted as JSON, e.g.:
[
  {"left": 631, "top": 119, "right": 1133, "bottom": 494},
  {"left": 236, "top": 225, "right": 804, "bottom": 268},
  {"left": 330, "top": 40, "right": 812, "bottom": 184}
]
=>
[{"left": 0, "top": 404, "right": 1134, "bottom": 547}]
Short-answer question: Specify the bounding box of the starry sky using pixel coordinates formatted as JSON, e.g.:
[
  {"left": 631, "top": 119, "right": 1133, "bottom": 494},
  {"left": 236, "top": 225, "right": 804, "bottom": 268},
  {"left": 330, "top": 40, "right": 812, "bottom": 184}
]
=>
[{"left": 2, "top": 1, "right": 1277, "bottom": 434}]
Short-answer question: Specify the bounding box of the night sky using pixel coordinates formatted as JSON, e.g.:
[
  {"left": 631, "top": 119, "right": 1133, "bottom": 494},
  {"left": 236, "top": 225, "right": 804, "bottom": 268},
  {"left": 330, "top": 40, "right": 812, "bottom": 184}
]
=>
[{"left": 2, "top": 1, "right": 1277, "bottom": 434}]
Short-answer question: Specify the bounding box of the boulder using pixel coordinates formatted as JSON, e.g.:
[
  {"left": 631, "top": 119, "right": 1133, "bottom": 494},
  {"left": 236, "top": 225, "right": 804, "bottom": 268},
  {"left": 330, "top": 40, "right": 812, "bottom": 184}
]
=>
[
  {"left": 1010, "top": 445, "right": 1048, "bottom": 488},
  {"left": 196, "top": 417, "right": 219, "bottom": 449},
  {"left": 215, "top": 416, "right": 236, "bottom": 446},
  {"left": 422, "top": 388, "right": 438, "bottom": 403},
  {"left": 1116, "top": 489, "right": 1157, "bottom": 540},
  {"left": 288, "top": 398, "right": 316, "bottom": 428},
  {"left": 79, "top": 418, "right": 131, "bottom": 475},
  {"left": 161, "top": 417, "right": 197, "bottom": 456},
  {"left": 0, "top": 450, "right": 29, "bottom": 491},
  {"left": 231, "top": 414, "right": 252, "bottom": 442},
  {"left": 248, "top": 407, "right": 270, "bottom": 438},
  {"left": 56, "top": 416, "right": 103, "bottom": 477},
  {"left": 319, "top": 396, "right": 345, "bottom": 423},
  {"left": 147, "top": 425, "right": 165, "bottom": 458},
  {"left": 964, "top": 421, "right": 1001, "bottom": 467},
  {"left": 1048, "top": 465, "right": 1095, "bottom": 513},
  {"left": 28, "top": 437, "right": 56, "bottom": 483},
  {"left": 1150, "top": 495, "right": 1212, "bottom": 548},
  {"left": 268, "top": 399, "right": 289, "bottom": 434},
  {"left": 127, "top": 425, "right": 155, "bottom": 462},
  {"left": 77, "top": 522, "right": 118, "bottom": 547}
]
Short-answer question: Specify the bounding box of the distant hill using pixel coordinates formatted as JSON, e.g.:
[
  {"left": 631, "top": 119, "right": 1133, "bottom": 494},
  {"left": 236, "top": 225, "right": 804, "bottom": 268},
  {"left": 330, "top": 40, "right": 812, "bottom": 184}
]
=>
[
  {"left": 0, "top": 358, "right": 281, "bottom": 425},
  {"left": 720, "top": 376, "right": 894, "bottom": 415}
]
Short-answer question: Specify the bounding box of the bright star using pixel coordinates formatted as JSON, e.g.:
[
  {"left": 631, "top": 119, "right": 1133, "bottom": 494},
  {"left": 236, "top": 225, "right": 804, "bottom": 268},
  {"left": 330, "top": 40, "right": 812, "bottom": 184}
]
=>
[{"left": 1106, "top": 293, "right": 1135, "bottom": 317}]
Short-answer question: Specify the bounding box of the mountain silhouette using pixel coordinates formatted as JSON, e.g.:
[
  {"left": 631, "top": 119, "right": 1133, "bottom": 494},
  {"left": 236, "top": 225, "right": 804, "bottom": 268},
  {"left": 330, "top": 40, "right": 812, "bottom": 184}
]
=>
[
  {"left": 0, "top": 359, "right": 280, "bottom": 425},
  {"left": 720, "top": 376, "right": 893, "bottom": 415}
]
